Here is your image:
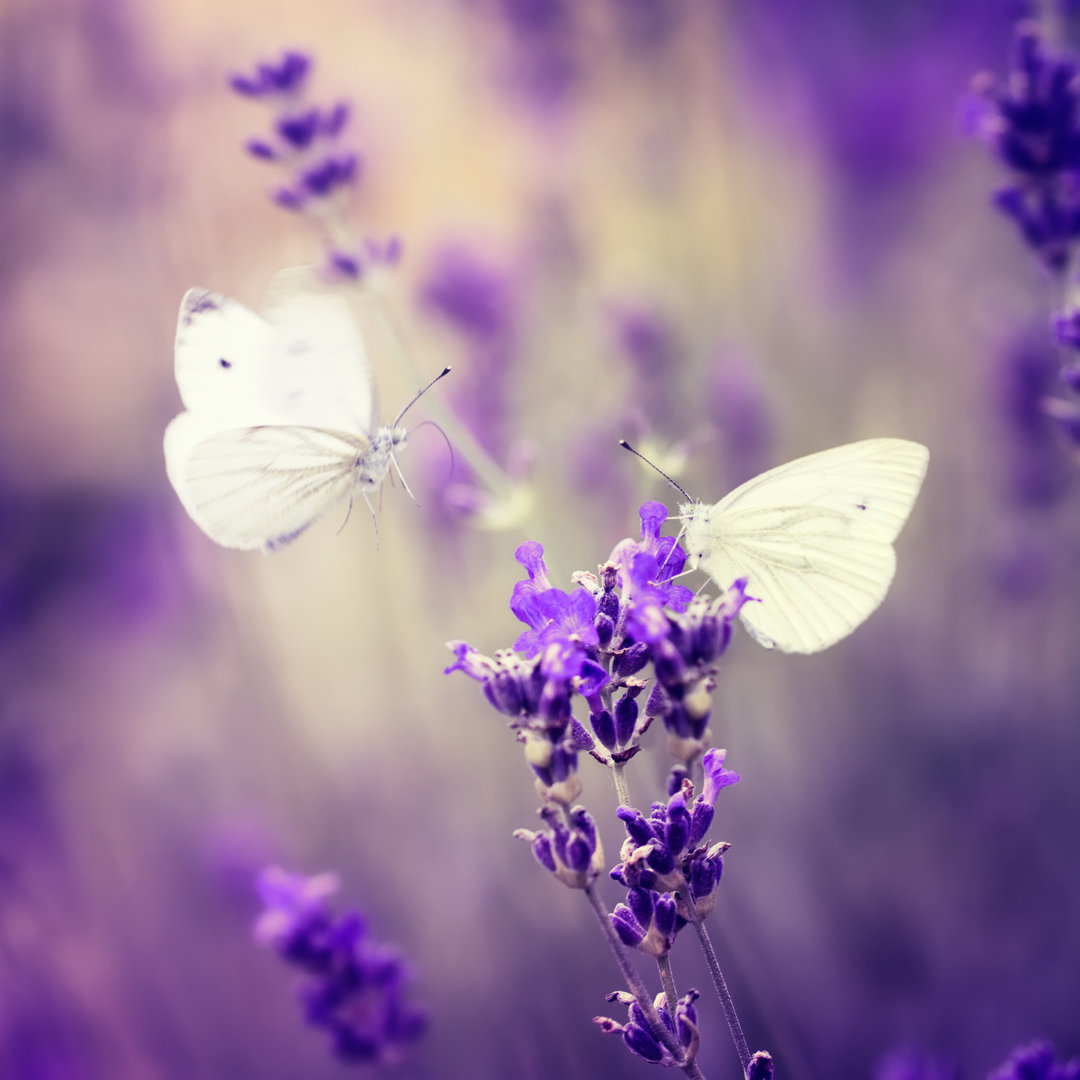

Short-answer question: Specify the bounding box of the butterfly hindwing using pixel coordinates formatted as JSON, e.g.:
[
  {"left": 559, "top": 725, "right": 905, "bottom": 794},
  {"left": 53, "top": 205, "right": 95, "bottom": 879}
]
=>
[{"left": 165, "top": 415, "right": 369, "bottom": 551}]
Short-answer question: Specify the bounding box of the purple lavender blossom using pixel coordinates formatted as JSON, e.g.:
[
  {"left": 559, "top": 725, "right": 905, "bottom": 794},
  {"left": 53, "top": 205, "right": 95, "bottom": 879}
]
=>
[
  {"left": 609, "top": 750, "right": 738, "bottom": 929},
  {"left": 514, "top": 803, "right": 604, "bottom": 888},
  {"left": 987, "top": 1040, "right": 1080, "bottom": 1080},
  {"left": 971, "top": 23, "right": 1080, "bottom": 273},
  {"left": 230, "top": 49, "right": 390, "bottom": 280},
  {"left": 594, "top": 988, "right": 700, "bottom": 1067},
  {"left": 254, "top": 867, "right": 427, "bottom": 1067}
]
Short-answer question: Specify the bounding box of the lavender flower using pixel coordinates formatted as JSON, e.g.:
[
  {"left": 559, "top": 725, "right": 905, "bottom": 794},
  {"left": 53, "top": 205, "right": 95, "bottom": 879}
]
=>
[
  {"left": 970, "top": 23, "right": 1080, "bottom": 274},
  {"left": 610, "top": 749, "right": 738, "bottom": 921},
  {"left": 229, "top": 49, "right": 400, "bottom": 280},
  {"left": 970, "top": 23, "right": 1080, "bottom": 454},
  {"left": 514, "top": 803, "right": 604, "bottom": 888},
  {"left": 594, "top": 987, "right": 700, "bottom": 1067},
  {"left": 254, "top": 867, "right": 427, "bottom": 1067},
  {"left": 988, "top": 1040, "right": 1080, "bottom": 1080}
]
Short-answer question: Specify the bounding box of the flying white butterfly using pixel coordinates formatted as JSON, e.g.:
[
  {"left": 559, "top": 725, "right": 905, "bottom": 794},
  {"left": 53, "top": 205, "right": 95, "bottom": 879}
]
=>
[
  {"left": 675, "top": 438, "right": 929, "bottom": 654},
  {"left": 164, "top": 273, "right": 441, "bottom": 552}
]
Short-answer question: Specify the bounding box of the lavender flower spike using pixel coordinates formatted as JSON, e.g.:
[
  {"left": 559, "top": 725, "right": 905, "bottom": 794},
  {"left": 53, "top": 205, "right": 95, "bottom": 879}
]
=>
[
  {"left": 254, "top": 867, "right": 427, "bottom": 1067},
  {"left": 987, "top": 1040, "right": 1080, "bottom": 1080},
  {"left": 595, "top": 988, "right": 701, "bottom": 1068}
]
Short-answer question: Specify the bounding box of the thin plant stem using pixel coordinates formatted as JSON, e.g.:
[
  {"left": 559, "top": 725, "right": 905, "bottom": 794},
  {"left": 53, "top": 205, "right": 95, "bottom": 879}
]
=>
[
  {"left": 309, "top": 203, "right": 520, "bottom": 505},
  {"left": 584, "top": 885, "right": 707, "bottom": 1080},
  {"left": 681, "top": 891, "right": 751, "bottom": 1074},
  {"left": 612, "top": 761, "right": 631, "bottom": 808},
  {"left": 656, "top": 952, "right": 679, "bottom": 1017}
]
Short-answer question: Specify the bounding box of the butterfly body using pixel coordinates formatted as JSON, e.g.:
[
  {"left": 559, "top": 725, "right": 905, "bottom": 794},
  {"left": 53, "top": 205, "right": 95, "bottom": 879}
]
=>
[
  {"left": 679, "top": 438, "right": 929, "bottom": 654},
  {"left": 164, "top": 275, "right": 409, "bottom": 553}
]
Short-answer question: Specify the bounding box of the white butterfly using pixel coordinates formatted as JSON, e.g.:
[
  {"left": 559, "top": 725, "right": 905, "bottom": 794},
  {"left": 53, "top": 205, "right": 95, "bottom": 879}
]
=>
[
  {"left": 679, "top": 438, "right": 929, "bottom": 654},
  {"left": 164, "top": 274, "right": 418, "bottom": 552}
]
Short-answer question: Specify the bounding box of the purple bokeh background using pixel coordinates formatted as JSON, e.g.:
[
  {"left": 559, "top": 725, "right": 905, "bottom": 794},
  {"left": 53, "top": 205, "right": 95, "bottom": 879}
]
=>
[{"left": 1, "top": 1, "right": 1078, "bottom": 1078}]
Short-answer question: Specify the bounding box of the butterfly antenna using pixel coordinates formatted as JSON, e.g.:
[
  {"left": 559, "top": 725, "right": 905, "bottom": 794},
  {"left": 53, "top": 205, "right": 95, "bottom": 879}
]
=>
[
  {"left": 393, "top": 366, "right": 452, "bottom": 427},
  {"left": 619, "top": 439, "right": 693, "bottom": 502}
]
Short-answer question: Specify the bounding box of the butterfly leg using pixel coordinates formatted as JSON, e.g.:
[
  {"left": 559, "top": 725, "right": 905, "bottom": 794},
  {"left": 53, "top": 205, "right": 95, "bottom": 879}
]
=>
[{"left": 362, "top": 491, "right": 380, "bottom": 549}]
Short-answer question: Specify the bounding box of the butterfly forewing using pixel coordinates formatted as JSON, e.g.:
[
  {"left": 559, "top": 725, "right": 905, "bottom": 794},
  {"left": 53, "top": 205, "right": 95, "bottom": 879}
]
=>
[
  {"left": 263, "top": 272, "right": 378, "bottom": 433},
  {"left": 683, "top": 438, "right": 928, "bottom": 654},
  {"left": 713, "top": 438, "right": 929, "bottom": 543},
  {"left": 166, "top": 418, "right": 369, "bottom": 551}
]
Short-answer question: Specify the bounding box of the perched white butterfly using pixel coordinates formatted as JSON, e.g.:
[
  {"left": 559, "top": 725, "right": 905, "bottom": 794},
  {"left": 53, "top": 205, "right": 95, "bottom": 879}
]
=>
[
  {"left": 677, "top": 438, "right": 929, "bottom": 654},
  {"left": 164, "top": 274, "right": 439, "bottom": 552}
]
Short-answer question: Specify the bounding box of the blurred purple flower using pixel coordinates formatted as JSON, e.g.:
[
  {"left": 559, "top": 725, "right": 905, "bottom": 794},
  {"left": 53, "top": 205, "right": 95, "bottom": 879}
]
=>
[
  {"left": 254, "top": 867, "right": 427, "bottom": 1067},
  {"left": 497, "top": 0, "right": 582, "bottom": 114},
  {"left": 996, "top": 336, "right": 1072, "bottom": 506},
  {"left": 972, "top": 22, "right": 1080, "bottom": 274},
  {"left": 987, "top": 1039, "right": 1080, "bottom": 1080}
]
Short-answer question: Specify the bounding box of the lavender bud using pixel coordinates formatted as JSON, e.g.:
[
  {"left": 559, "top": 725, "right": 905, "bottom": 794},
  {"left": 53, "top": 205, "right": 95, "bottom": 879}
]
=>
[
  {"left": 748, "top": 1051, "right": 775, "bottom": 1080},
  {"left": 612, "top": 642, "right": 649, "bottom": 678},
  {"left": 614, "top": 693, "right": 639, "bottom": 744},
  {"left": 590, "top": 708, "right": 616, "bottom": 749}
]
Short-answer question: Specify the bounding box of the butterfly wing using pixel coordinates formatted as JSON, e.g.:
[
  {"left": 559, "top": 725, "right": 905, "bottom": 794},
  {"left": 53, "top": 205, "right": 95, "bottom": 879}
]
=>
[
  {"left": 174, "top": 274, "right": 377, "bottom": 432},
  {"left": 262, "top": 269, "right": 379, "bottom": 433},
  {"left": 173, "top": 289, "right": 285, "bottom": 422},
  {"left": 164, "top": 414, "right": 369, "bottom": 551},
  {"left": 684, "top": 439, "right": 929, "bottom": 653},
  {"left": 709, "top": 438, "right": 929, "bottom": 542}
]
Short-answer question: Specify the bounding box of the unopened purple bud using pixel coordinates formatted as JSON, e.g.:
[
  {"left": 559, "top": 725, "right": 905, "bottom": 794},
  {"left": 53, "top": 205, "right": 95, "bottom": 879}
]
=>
[
  {"left": 664, "top": 796, "right": 691, "bottom": 857},
  {"left": 565, "top": 835, "right": 592, "bottom": 872},
  {"left": 611, "top": 904, "right": 646, "bottom": 947},
  {"left": 627, "top": 886, "right": 654, "bottom": 926},
  {"left": 667, "top": 764, "right": 689, "bottom": 796},
  {"left": 274, "top": 186, "right": 305, "bottom": 211},
  {"left": 569, "top": 806, "right": 597, "bottom": 849},
  {"left": 323, "top": 101, "right": 351, "bottom": 136},
  {"left": 272, "top": 51, "right": 312, "bottom": 93},
  {"left": 328, "top": 250, "right": 363, "bottom": 279},
  {"left": 483, "top": 670, "right": 522, "bottom": 716},
  {"left": 530, "top": 832, "right": 556, "bottom": 872},
  {"left": 598, "top": 588, "right": 620, "bottom": 622},
  {"left": 591, "top": 708, "right": 616, "bottom": 749},
  {"left": 653, "top": 641, "right": 685, "bottom": 685},
  {"left": 230, "top": 73, "right": 264, "bottom": 96},
  {"left": 616, "top": 806, "right": 655, "bottom": 846},
  {"left": 568, "top": 720, "right": 594, "bottom": 752},
  {"left": 245, "top": 139, "right": 278, "bottom": 160},
  {"left": 646, "top": 844, "right": 677, "bottom": 876},
  {"left": 614, "top": 694, "right": 638, "bottom": 745},
  {"left": 624, "top": 1023, "right": 665, "bottom": 1063},
  {"left": 277, "top": 109, "right": 320, "bottom": 148},
  {"left": 654, "top": 894, "right": 677, "bottom": 938},
  {"left": 748, "top": 1051, "right": 774, "bottom": 1080},
  {"left": 689, "top": 801, "right": 714, "bottom": 845},
  {"left": 689, "top": 851, "right": 723, "bottom": 901},
  {"left": 613, "top": 642, "right": 649, "bottom": 678}
]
